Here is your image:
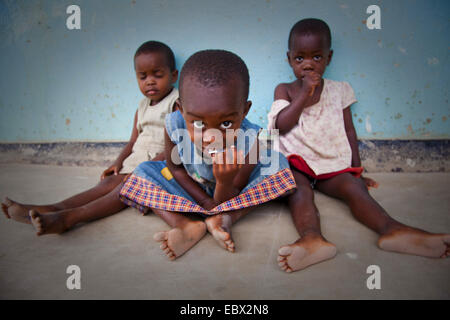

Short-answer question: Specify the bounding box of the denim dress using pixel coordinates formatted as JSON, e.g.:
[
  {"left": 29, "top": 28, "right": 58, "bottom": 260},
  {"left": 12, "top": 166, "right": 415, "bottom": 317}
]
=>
[{"left": 119, "top": 111, "right": 296, "bottom": 216}]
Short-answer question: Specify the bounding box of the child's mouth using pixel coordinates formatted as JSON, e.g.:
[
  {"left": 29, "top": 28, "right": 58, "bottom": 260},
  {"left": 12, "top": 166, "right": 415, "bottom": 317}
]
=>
[
  {"left": 202, "top": 144, "right": 223, "bottom": 155},
  {"left": 207, "top": 148, "right": 225, "bottom": 155}
]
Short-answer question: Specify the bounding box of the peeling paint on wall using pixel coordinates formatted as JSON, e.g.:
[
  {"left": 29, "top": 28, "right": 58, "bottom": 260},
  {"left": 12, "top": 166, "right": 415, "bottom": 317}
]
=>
[
  {"left": 1, "top": 140, "right": 448, "bottom": 172},
  {"left": 427, "top": 57, "right": 439, "bottom": 66},
  {"left": 365, "top": 115, "right": 372, "bottom": 133}
]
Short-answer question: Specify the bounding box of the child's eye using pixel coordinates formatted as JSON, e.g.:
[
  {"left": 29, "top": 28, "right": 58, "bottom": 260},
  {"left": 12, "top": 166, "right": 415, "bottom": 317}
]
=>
[
  {"left": 193, "top": 121, "right": 204, "bottom": 129},
  {"left": 313, "top": 56, "right": 322, "bottom": 61},
  {"left": 295, "top": 57, "right": 303, "bottom": 62},
  {"left": 220, "top": 121, "right": 233, "bottom": 129}
]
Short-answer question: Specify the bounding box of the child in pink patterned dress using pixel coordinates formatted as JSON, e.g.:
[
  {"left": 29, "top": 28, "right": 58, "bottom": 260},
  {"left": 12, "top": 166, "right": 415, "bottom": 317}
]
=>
[{"left": 268, "top": 18, "right": 450, "bottom": 273}]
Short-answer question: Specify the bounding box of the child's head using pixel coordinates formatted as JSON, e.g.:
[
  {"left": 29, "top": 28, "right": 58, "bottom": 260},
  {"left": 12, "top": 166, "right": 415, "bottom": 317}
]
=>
[
  {"left": 134, "top": 41, "right": 178, "bottom": 105},
  {"left": 177, "top": 50, "right": 252, "bottom": 150},
  {"left": 287, "top": 18, "right": 333, "bottom": 80}
]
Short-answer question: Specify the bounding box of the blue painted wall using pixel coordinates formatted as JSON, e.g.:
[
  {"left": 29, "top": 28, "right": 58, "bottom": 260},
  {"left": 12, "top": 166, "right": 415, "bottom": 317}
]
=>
[{"left": 0, "top": 0, "right": 448, "bottom": 142}]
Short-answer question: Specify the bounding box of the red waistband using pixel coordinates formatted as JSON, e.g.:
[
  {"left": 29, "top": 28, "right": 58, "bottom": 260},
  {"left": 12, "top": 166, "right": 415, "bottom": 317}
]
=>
[{"left": 287, "top": 154, "right": 363, "bottom": 180}]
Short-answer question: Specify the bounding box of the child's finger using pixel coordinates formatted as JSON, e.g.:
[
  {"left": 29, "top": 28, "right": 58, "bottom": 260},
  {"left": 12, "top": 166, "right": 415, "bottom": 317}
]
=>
[
  {"left": 213, "top": 151, "right": 224, "bottom": 165},
  {"left": 237, "top": 150, "right": 245, "bottom": 166},
  {"left": 364, "top": 177, "right": 379, "bottom": 189},
  {"left": 210, "top": 152, "right": 216, "bottom": 165},
  {"left": 222, "top": 146, "right": 234, "bottom": 165},
  {"left": 370, "top": 180, "right": 379, "bottom": 188},
  {"left": 101, "top": 169, "right": 110, "bottom": 180},
  {"left": 230, "top": 146, "right": 237, "bottom": 165}
]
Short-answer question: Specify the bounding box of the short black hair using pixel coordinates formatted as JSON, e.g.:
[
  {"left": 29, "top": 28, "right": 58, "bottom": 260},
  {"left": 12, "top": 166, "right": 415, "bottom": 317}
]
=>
[
  {"left": 134, "top": 41, "right": 176, "bottom": 71},
  {"left": 179, "top": 49, "right": 250, "bottom": 100},
  {"left": 288, "top": 18, "right": 332, "bottom": 50}
]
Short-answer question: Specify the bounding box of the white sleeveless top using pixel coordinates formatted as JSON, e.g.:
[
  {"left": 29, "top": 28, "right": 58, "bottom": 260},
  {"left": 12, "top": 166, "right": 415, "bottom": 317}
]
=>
[{"left": 120, "top": 88, "right": 179, "bottom": 174}]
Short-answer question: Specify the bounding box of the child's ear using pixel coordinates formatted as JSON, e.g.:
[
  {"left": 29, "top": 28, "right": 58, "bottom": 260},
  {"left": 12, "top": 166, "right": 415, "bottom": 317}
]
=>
[
  {"left": 171, "top": 69, "right": 179, "bottom": 83},
  {"left": 175, "top": 98, "right": 183, "bottom": 113},
  {"left": 327, "top": 50, "right": 333, "bottom": 66},
  {"left": 243, "top": 100, "right": 252, "bottom": 117},
  {"left": 286, "top": 51, "right": 292, "bottom": 65}
]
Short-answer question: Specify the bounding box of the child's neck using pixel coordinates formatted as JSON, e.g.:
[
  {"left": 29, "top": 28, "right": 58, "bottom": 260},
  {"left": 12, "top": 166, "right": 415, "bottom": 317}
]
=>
[{"left": 149, "top": 87, "right": 174, "bottom": 106}]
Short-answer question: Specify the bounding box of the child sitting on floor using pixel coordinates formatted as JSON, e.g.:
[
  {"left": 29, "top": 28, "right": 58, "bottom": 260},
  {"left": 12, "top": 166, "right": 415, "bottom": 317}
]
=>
[
  {"left": 2, "top": 41, "right": 179, "bottom": 235},
  {"left": 119, "top": 49, "right": 296, "bottom": 259},
  {"left": 268, "top": 18, "right": 450, "bottom": 272}
]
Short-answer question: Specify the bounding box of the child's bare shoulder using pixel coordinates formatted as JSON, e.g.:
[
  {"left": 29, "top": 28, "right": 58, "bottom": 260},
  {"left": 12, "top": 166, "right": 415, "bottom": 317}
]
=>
[{"left": 274, "top": 83, "right": 293, "bottom": 101}]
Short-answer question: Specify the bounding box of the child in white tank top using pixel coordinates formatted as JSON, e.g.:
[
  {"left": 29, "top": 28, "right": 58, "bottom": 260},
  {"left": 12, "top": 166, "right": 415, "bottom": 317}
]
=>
[{"left": 2, "top": 41, "right": 179, "bottom": 236}]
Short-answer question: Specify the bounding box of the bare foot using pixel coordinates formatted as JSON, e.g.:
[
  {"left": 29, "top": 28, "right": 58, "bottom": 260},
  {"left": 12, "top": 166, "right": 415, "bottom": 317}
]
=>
[
  {"left": 378, "top": 227, "right": 450, "bottom": 258},
  {"left": 278, "top": 235, "right": 337, "bottom": 273},
  {"left": 205, "top": 214, "right": 235, "bottom": 252},
  {"left": 153, "top": 221, "right": 206, "bottom": 260},
  {"left": 29, "top": 210, "right": 69, "bottom": 235},
  {"left": 2, "top": 197, "right": 32, "bottom": 224}
]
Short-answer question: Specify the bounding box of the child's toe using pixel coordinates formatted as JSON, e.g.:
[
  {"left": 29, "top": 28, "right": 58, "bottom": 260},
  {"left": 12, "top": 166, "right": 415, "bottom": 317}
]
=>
[
  {"left": 153, "top": 231, "right": 167, "bottom": 242},
  {"left": 278, "top": 246, "right": 293, "bottom": 256},
  {"left": 160, "top": 242, "right": 168, "bottom": 250}
]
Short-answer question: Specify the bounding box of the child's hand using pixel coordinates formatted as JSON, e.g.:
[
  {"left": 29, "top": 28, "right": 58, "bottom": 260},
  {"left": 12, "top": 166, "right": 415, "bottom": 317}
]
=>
[
  {"left": 211, "top": 146, "right": 245, "bottom": 185},
  {"left": 301, "top": 71, "right": 322, "bottom": 97},
  {"left": 362, "top": 175, "right": 379, "bottom": 190},
  {"left": 101, "top": 163, "right": 122, "bottom": 180}
]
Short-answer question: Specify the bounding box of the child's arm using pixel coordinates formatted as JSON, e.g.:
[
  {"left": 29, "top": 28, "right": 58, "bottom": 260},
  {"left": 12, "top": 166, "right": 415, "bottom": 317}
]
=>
[
  {"left": 101, "top": 110, "right": 139, "bottom": 179},
  {"left": 164, "top": 129, "right": 219, "bottom": 210},
  {"left": 211, "top": 143, "right": 258, "bottom": 203},
  {"left": 343, "top": 107, "right": 361, "bottom": 168},
  {"left": 343, "top": 107, "right": 379, "bottom": 189},
  {"left": 150, "top": 101, "right": 177, "bottom": 162},
  {"left": 151, "top": 152, "right": 165, "bottom": 161},
  {"left": 274, "top": 73, "right": 321, "bottom": 135}
]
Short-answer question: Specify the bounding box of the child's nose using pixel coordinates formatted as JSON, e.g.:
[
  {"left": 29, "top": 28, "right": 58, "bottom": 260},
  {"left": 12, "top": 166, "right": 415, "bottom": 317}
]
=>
[
  {"left": 203, "top": 130, "right": 216, "bottom": 143},
  {"left": 302, "top": 61, "right": 314, "bottom": 71},
  {"left": 146, "top": 77, "right": 156, "bottom": 85}
]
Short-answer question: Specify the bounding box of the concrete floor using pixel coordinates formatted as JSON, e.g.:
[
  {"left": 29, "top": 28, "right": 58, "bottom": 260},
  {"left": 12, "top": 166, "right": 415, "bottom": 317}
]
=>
[{"left": 0, "top": 163, "right": 449, "bottom": 300}]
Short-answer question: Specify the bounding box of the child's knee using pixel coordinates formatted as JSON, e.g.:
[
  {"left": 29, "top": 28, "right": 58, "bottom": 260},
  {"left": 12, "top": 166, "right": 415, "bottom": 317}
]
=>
[
  {"left": 291, "top": 185, "right": 314, "bottom": 203},
  {"left": 340, "top": 175, "right": 368, "bottom": 199},
  {"left": 99, "top": 174, "right": 124, "bottom": 190}
]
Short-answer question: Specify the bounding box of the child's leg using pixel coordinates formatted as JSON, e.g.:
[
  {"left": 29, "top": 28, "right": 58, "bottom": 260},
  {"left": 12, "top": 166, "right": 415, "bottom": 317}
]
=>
[
  {"left": 28, "top": 182, "right": 128, "bottom": 235},
  {"left": 2, "top": 174, "right": 125, "bottom": 224},
  {"left": 278, "top": 170, "right": 337, "bottom": 272},
  {"left": 204, "top": 207, "right": 253, "bottom": 253},
  {"left": 152, "top": 209, "right": 207, "bottom": 260},
  {"left": 315, "top": 173, "right": 450, "bottom": 258}
]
